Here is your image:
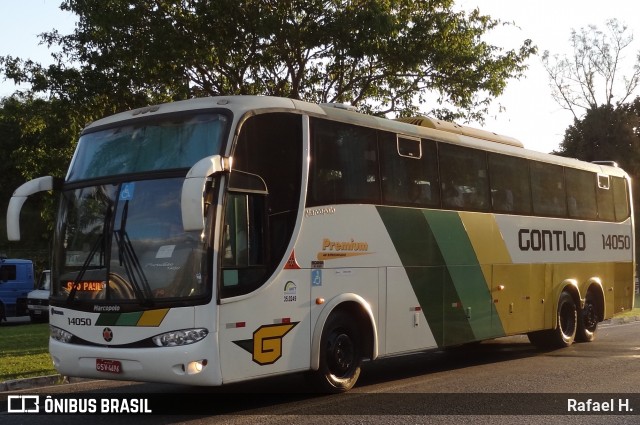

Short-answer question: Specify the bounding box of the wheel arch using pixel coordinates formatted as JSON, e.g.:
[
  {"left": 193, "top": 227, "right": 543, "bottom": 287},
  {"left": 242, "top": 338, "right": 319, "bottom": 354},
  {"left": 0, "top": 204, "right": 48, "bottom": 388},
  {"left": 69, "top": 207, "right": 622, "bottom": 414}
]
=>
[
  {"left": 310, "top": 293, "right": 378, "bottom": 371},
  {"left": 583, "top": 278, "right": 606, "bottom": 322}
]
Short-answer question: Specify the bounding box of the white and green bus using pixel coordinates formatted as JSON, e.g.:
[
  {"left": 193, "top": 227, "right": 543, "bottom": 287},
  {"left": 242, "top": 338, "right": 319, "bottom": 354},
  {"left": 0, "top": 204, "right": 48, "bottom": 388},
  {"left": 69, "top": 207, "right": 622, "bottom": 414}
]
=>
[{"left": 7, "top": 96, "right": 635, "bottom": 392}]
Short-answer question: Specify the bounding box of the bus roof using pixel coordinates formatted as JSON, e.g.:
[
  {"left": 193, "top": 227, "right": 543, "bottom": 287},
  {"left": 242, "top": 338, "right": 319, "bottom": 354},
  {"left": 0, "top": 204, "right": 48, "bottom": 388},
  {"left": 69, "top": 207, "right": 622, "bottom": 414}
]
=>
[{"left": 82, "top": 96, "right": 629, "bottom": 179}]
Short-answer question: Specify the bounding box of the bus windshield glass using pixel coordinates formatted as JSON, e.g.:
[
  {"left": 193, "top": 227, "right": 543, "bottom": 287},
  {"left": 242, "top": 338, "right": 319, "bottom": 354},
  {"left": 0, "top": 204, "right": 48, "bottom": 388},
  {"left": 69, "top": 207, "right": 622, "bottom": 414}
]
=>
[
  {"left": 68, "top": 113, "right": 227, "bottom": 181},
  {"left": 53, "top": 178, "right": 210, "bottom": 304}
]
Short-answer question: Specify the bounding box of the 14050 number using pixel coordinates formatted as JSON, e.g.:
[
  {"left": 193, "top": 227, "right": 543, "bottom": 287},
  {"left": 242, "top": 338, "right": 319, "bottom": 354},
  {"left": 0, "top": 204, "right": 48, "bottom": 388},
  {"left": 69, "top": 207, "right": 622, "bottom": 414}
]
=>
[{"left": 602, "top": 234, "right": 631, "bottom": 250}]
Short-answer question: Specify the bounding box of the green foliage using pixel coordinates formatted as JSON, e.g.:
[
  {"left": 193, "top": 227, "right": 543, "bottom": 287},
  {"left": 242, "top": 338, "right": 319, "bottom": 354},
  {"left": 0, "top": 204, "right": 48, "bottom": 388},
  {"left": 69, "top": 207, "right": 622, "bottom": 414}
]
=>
[
  {"left": 25, "top": 0, "right": 535, "bottom": 121},
  {"left": 555, "top": 100, "right": 640, "bottom": 177},
  {"left": 0, "top": 95, "right": 75, "bottom": 258}
]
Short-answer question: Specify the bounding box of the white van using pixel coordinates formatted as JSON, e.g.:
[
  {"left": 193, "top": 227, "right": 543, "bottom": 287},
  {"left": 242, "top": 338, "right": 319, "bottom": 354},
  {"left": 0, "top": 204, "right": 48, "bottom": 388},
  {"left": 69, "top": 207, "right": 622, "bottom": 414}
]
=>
[{"left": 27, "top": 270, "right": 50, "bottom": 322}]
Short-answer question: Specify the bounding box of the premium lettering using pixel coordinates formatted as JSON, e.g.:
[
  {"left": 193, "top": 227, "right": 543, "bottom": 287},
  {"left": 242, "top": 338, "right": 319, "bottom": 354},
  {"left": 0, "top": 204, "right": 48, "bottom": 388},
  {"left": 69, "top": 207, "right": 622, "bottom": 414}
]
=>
[{"left": 322, "top": 238, "right": 369, "bottom": 252}]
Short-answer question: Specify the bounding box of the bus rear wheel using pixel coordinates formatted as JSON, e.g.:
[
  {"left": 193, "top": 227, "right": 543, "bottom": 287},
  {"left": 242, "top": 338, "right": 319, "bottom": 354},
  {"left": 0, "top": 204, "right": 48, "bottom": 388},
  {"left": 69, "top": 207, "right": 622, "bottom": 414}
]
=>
[
  {"left": 576, "top": 291, "right": 599, "bottom": 342},
  {"left": 313, "top": 310, "right": 362, "bottom": 393},
  {"left": 528, "top": 291, "right": 577, "bottom": 349}
]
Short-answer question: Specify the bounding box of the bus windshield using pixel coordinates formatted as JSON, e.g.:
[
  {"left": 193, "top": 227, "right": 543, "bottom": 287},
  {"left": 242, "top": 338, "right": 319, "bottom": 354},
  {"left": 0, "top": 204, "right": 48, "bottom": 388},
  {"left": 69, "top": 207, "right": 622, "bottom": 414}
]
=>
[
  {"left": 68, "top": 113, "right": 227, "bottom": 181},
  {"left": 51, "top": 112, "right": 227, "bottom": 307},
  {"left": 53, "top": 178, "right": 210, "bottom": 304}
]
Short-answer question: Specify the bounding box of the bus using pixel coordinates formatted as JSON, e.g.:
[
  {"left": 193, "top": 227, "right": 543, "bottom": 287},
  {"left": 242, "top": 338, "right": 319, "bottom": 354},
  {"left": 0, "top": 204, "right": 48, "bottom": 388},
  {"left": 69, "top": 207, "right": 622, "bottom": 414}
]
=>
[{"left": 6, "top": 96, "right": 634, "bottom": 392}]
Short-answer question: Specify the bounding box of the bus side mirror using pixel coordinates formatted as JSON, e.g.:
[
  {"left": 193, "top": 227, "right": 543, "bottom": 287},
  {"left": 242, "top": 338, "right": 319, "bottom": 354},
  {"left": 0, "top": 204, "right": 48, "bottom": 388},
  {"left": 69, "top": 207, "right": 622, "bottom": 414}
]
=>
[
  {"left": 7, "top": 176, "right": 62, "bottom": 241},
  {"left": 181, "top": 155, "right": 230, "bottom": 232}
]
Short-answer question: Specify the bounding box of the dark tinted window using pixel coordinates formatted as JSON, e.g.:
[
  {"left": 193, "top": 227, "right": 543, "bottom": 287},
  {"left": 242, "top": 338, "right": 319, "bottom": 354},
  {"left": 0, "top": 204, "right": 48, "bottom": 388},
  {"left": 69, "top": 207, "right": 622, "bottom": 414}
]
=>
[
  {"left": 439, "top": 144, "right": 489, "bottom": 211},
  {"left": 612, "top": 176, "right": 630, "bottom": 221},
  {"left": 0, "top": 265, "right": 17, "bottom": 281},
  {"left": 380, "top": 134, "right": 439, "bottom": 207},
  {"left": 596, "top": 175, "right": 615, "bottom": 221},
  {"left": 488, "top": 153, "right": 532, "bottom": 214},
  {"left": 565, "top": 168, "right": 597, "bottom": 219},
  {"left": 223, "top": 113, "right": 303, "bottom": 297},
  {"left": 308, "top": 119, "right": 380, "bottom": 206},
  {"left": 530, "top": 162, "right": 566, "bottom": 217}
]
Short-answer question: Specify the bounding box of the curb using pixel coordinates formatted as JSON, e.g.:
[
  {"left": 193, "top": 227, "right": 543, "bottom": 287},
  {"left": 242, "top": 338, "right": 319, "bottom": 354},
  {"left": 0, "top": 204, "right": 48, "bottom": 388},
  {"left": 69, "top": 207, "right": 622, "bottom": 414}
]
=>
[{"left": 605, "top": 315, "right": 640, "bottom": 325}]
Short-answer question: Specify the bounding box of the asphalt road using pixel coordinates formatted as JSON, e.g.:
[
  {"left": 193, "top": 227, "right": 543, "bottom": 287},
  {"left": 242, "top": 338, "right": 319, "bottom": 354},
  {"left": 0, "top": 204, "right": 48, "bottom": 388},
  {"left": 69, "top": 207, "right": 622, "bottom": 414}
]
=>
[{"left": 2, "top": 320, "right": 640, "bottom": 424}]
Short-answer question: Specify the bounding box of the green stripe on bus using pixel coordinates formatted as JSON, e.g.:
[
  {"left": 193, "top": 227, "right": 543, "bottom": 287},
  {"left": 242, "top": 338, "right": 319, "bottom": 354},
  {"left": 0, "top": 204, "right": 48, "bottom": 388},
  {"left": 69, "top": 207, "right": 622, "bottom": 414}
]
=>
[
  {"left": 377, "top": 207, "right": 505, "bottom": 346},
  {"left": 422, "top": 210, "right": 503, "bottom": 341},
  {"left": 115, "top": 312, "right": 144, "bottom": 326},
  {"left": 95, "top": 313, "right": 120, "bottom": 326},
  {"left": 376, "top": 207, "right": 473, "bottom": 346}
]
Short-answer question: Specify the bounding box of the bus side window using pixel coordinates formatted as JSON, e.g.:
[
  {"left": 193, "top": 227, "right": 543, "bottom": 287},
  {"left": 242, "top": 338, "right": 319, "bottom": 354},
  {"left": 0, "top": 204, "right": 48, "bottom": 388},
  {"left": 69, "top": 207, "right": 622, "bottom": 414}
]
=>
[
  {"left": 530, "top": 162, "right": 567, "bottom": 217},
  {"left": 565, "top": 168, "right": 597, "bottom": 220},
  {"left": 612, "top": 176, "right": 630, "bottom": 221},
  {"left": 308, "top": 119, "right": 380, "bottom": 206},
  {"left": 488, "top": 153, "right": 531, "bottom": 214},
  {"left": 380, "top": 133, "right": 440, "bottom": 208},
  {"left": 596, "top": 175, "right": 615, "bottom": 221},
  {"left": 221, "top": 192, "right": 267, "bottom": 292},
  {"left": 439, "top": 144, "right": 489, "bottom": 211},
  {"left": 227, "top": 113, "right": 302, "bottom": 297}
]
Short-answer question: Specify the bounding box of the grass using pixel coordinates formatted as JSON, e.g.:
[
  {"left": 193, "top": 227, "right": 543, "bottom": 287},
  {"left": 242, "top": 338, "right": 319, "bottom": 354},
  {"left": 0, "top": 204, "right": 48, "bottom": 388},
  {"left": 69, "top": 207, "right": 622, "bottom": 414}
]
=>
[
  {"left": 0, "top": 322, "right": 56, "bottom": 382},
  {"left": 611, "top": 293, "right": 640, "bottom": 319},
  {"left": 0, "top": 294, "right": 639, "bottom": 383}
]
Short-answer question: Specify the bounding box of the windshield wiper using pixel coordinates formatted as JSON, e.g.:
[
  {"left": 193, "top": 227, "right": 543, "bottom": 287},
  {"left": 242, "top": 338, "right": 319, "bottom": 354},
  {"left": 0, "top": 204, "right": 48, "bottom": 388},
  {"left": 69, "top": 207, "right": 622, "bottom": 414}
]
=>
[
  {"left": 114, "top": 200, "right": 154, "bottom": 305},
  {"left": 67, "top": 206, "right": 111, "bottom": 304}
]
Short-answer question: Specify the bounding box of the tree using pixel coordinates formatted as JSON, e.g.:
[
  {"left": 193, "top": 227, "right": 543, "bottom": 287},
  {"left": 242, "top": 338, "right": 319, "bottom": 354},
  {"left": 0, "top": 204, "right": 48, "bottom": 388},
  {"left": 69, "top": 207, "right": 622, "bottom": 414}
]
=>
[
  {"left": 1, "top": 0, "right": 535, "bottom": 122},
  {"left": 555, "top": 100, "right": 640, "bottom": 176},
  {"left": 0, "top": 95, "right": 76, "bottom": 258},
  {"left": 542, "top": 19, "right": 640, "bottom": 120}
]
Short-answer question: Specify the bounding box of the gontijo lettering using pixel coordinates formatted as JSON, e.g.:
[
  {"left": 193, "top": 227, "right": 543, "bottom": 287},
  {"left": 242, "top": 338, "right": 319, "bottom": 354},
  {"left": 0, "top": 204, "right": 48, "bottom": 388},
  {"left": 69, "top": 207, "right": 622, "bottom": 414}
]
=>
[{"left": 518, "top": 229, "right": 586, "bottom": 252}]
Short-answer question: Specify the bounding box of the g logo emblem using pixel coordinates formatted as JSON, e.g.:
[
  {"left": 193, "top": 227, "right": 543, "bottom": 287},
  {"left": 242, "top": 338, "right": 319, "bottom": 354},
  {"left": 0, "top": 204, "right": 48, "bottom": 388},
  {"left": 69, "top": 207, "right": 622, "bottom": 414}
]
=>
[{"left": 233, "top": 322, "right": 299, "bottom": 365}]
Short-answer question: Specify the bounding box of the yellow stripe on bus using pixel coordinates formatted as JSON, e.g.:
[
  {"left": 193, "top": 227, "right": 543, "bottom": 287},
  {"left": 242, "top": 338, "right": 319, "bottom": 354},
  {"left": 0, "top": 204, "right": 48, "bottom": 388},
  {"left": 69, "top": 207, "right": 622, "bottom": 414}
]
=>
[
  {"left": 458, "top": 212, "right": 512, "bottom": 267},
  {"left": 137, "top": 308, "right": 170, "bottom": 326}
]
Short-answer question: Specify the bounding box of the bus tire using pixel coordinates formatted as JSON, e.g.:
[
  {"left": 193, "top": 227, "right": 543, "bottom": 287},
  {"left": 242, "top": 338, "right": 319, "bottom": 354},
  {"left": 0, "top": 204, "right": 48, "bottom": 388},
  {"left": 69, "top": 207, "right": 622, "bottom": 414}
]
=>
[
  {"left": 313, "top": 310, "right": 362, "bottom": 393},
  {"left": 576, "top": 291, "right": 599, "bottom": 343},
  {"left": 555, "top": 291, "right": 578, "bottom": 347},
  {"left": 528, "top": 291, "right": 577, "bottom": 349}
]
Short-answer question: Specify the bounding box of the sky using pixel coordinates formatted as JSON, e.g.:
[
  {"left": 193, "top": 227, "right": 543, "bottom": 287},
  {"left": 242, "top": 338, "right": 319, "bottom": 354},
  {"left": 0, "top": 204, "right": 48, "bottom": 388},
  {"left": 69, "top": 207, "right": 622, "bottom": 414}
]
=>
[{"left": 1, "top": 1, "right": 640, "bottom": 154}]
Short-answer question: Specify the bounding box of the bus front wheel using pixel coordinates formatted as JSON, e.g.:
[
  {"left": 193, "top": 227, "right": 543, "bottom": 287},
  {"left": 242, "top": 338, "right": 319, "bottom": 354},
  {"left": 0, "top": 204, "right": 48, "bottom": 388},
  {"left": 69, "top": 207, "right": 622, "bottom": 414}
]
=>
[{"left": 313, "top": 310, "right": 362, "bottom": 393}]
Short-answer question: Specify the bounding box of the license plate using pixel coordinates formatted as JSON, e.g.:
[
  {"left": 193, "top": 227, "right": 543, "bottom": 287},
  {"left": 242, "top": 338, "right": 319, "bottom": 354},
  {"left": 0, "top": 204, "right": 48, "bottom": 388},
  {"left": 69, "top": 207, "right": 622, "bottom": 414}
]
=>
[{"left": 96, "top": 359, "right": 122, "bottom": 374}]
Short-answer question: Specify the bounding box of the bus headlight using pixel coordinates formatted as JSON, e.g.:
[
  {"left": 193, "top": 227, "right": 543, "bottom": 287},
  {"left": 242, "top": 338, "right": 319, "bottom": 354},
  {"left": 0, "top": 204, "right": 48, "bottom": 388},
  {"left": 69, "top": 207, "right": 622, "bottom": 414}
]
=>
[
  {"left": 50, "top": 325, "right": 74, "bottom": 343},
  {"left": 152, "top": 328, "right": 209, "bottom": 347}
]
